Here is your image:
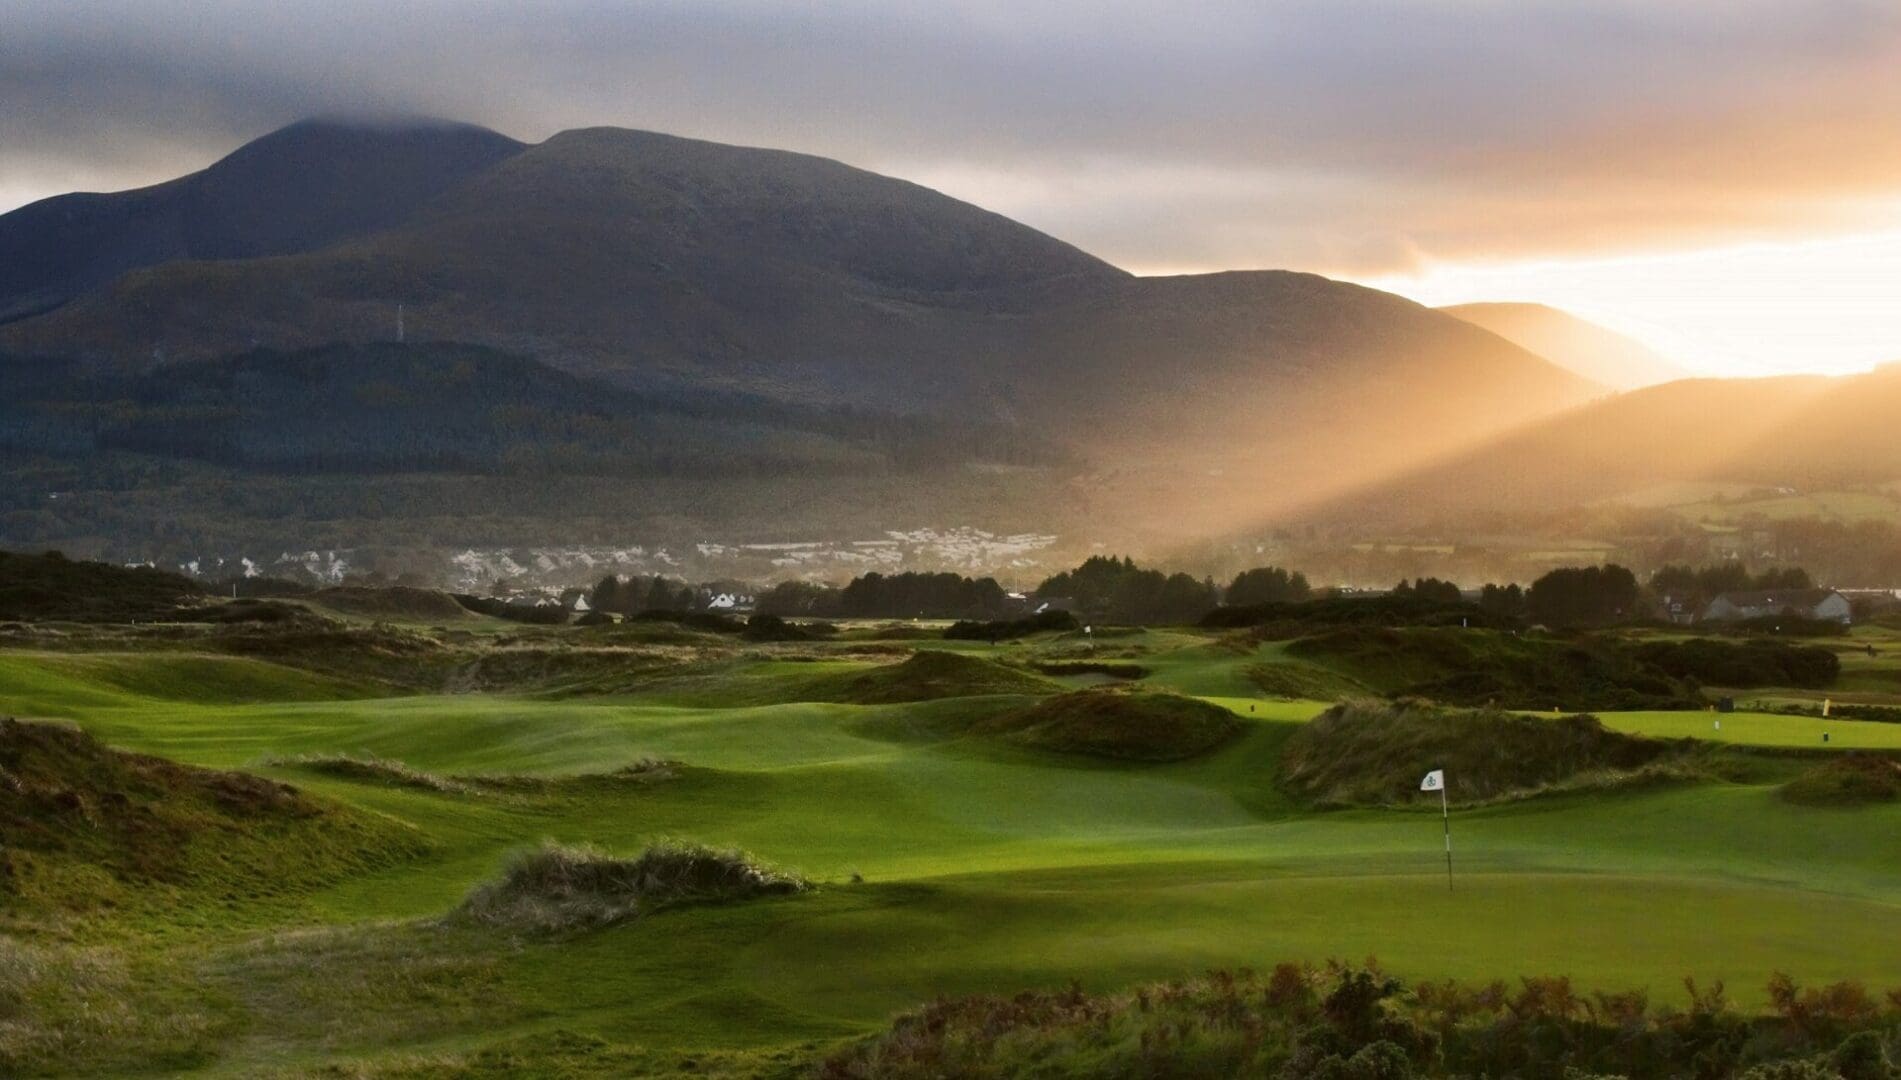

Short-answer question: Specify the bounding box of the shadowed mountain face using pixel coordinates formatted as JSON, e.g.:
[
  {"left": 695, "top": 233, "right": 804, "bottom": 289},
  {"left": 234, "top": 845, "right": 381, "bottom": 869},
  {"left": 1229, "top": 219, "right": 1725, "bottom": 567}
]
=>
[
  {"left": 1309, "top": 364, "right": 1901, "bottom": 527},
  {"left": 0, "top": 119, "right": 1606, "bottom": 553},
  {"left": 1441, "top": 302, "right": 1688, "bottom": 391},
  {"left": 0, "top": 118, "right": 526, "bottom": 325}
]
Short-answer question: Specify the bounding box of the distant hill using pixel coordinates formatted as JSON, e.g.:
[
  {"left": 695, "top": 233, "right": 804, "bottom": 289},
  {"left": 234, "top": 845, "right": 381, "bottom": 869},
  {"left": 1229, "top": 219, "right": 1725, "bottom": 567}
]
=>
[
  {"left": 0, "top": 120, "right": 1603, "bottom": 558},
  {"left": 1441, "top": 302, "right": 1689, "bottom": 390},
  {"left": 0, "top": 118, "right": 524, "bottom": 325},
  {"left": 1311, "top": 364, "right": 1901, "bottom": 525}
]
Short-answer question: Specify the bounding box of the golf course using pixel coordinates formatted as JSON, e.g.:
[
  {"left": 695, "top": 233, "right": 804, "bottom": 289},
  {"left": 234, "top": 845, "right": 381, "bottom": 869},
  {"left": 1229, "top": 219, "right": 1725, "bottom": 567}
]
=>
[{"left": 7, "top": 590, "right": 1901, "bottom": 1078}]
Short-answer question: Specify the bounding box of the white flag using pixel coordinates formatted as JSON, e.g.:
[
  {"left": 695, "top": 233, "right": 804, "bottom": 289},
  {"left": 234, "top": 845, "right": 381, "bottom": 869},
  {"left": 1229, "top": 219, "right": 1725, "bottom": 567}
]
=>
[{"left": 1419, "top": 769, "right": 1444, "bottom": 792}]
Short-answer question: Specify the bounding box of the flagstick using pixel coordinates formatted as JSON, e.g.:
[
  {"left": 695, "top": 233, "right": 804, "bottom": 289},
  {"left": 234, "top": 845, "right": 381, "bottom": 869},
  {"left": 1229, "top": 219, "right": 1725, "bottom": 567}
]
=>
[{"left": 1440, "top": 783, "right": 1453, "bottom": 892}]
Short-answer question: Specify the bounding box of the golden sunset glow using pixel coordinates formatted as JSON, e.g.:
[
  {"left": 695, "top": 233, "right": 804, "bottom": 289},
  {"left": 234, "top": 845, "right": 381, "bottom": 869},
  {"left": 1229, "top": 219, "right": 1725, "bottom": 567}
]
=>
[{"left": 1355, "top": 223, "right": 1901, "bottom": 379}]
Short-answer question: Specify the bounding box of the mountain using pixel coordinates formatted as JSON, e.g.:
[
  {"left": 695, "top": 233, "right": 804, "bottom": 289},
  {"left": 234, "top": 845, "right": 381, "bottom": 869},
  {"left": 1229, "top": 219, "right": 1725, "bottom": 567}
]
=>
[
  {"left": 1440, "top": 302, "right": 1689, "bottom": 390},
  {"left": 1308, "top": 364, "right": 1901, "bottom": 526},
  {"left": 0, "top": 119, "right": 1604, "bottom": 561},
  {"left": 0, "top": 118, "right": 525, "bottom": 325}
]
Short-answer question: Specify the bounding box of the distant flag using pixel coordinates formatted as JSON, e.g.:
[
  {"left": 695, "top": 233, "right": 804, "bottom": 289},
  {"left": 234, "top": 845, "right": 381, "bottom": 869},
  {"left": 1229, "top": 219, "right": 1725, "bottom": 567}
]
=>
[{"left": 1421, "top": 769, "right": 1452, "bottom": 890}]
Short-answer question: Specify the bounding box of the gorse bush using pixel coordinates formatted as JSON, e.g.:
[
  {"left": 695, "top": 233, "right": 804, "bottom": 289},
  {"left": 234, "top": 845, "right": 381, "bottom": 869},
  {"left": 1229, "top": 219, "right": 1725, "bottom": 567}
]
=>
[
  {"left": 1780, "top": 754, "right": 1901, "bottom": 807},
  {"left": 452, "top": 840, "right": 807, "bottom": 934},
  {"left": 1279, "top": 701, "right": 1696, "bottom": 807},
  {"left": 819, "top": 963, "right": 1901, "bottom": 1079}
]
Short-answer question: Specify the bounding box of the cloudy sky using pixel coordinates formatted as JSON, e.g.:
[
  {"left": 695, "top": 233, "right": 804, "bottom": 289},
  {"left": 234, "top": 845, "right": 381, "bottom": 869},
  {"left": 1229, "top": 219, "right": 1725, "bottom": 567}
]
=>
[{"left": 5, "top": 1, "right": 1899, "bottom": 374}]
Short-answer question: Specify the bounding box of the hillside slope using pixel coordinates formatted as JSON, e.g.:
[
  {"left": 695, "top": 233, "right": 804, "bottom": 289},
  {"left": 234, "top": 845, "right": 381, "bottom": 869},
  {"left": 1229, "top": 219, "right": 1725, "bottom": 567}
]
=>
[
  {"left": 0, "top": 120, "right": 1604, "bottom": 551},
  {"left": 1442, "top": 302, "right": 1688, "bottom": 390},
  {"left": 0, "top": 118, "right": 524, "bottom": 325},
  {"left": 1310, "top": 365, "right": 1901, "bottom": 525}
]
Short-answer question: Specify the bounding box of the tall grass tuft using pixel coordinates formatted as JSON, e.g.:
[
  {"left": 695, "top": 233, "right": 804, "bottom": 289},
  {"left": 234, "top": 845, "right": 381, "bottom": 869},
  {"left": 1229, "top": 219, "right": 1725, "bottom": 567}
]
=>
[
  {"left": 263, "top": 752, "right": 472, "bottom": 794},
  {"left": 452, "top": 839, "right": 808, "bottom": 934}
]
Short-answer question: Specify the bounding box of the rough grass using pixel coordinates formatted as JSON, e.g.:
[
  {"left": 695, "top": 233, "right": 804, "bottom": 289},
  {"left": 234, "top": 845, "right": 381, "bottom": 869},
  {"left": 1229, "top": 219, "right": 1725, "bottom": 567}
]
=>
[
  {"left": 1287, "top": 626, "right": 1693, "bottom": 710},
  {"left": 1245, "top": 658, "right": 1369, "bottom": 700},
  {"left": 308, "top": 586, "right": 475, "bottom": 621},
  {"left": 263, "top": 752, "right": 473, "bottom": 795},
  {"left": 818, "top": 963, "right": 1901, "bottom": 1080},
  {"left": 1781, "top": 753, "right": 1901, "bottom": 806},
  {"left": 1279, "top": 701, "right": 1696, "bottom": 807},
  {"left": 976, "top": 688, "right": 1245, "bottom": 762},
  {"left": 819, "top": 649, "right": 1059, "bottom": 704},
  {"left": 0, "top": 937, "right": 226, "bottom": 1075},
  {"left": 452, "top": 840, "right": 809, "bottom": 934},
  {"left": 0, "top": 717, "right": 427, "bottom": 926}
]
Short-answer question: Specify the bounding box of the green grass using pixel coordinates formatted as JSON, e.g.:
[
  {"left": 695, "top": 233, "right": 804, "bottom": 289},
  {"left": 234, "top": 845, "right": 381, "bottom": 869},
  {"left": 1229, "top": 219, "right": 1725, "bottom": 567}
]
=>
[
  {"left": 7, "top": 631, "right": 1901, "bottom": 1075},
  {"left": 1600, "top": 708, "right": 1901, "bottom": 749}
]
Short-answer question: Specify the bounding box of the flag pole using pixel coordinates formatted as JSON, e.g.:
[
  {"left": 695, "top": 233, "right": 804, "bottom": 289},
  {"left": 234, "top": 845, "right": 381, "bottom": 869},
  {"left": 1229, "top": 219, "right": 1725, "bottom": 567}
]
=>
[{"left": 1439, "top": 782, "right": 1453, "bottom": 892}]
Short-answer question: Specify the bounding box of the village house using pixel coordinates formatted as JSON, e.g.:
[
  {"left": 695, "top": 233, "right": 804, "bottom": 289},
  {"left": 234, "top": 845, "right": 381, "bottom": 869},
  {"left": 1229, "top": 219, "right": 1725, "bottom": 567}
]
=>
[{"left": 1700, "top": 588, "right": 1852, "bottom": 626}]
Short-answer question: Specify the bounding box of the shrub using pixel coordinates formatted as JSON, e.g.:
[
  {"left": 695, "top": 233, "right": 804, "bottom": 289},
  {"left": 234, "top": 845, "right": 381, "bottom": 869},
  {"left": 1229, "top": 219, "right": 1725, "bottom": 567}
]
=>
[
  {"left": 1279, "top": 701, "right": 1696, "bottom": 806},
  {"left": 452, "top": 840, "right": 807, "bottom": 934},
  {"left": 976, "top": 689, "right": 1244, "bottom": 762},
  {"left": 1780, "top": 755, "right": 1901, "bottom": 807}
]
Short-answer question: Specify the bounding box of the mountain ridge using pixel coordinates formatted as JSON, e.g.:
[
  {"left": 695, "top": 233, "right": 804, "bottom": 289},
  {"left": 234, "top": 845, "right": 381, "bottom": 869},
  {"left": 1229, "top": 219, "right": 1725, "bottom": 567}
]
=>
[{"left": 0, "top": 117, "right": 1606, "bottom": 554}]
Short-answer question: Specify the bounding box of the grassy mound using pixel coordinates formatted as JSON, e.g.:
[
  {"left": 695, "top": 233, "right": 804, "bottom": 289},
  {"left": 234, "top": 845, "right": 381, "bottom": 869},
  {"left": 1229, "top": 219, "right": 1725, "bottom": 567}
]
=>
[
  {"left": 822, "top": 650, "right": 1058, "bottom": 704},
  {"left": 1245, "top": 658, "right": 1369, "bottom": 700},
  {"left": 0, "top": 549, "right": 203, "bottom": 622},
  {"left": 1279, "top": 701, "right": 1691, "bottom": 806},
  {"left": 1780, "top": 753, "right": 1901, "bottom": 806},
  {"left": 265, "top": 753, "right": 472, "bottom": 794},
  {"left": 309, "top": 586, "right": 473, "bottom": 621},
  {"left": 1288, "top": 627, "right": 1693, "bottom": 710},
  {"left": 453, "top": 840, "right": 807, "bottom": 934},
  {"left": 977, "top": 689, "right": 1244, "bottom": 762},
  {"left": 0, "top": 718, "right": 425, "bottom": 922}
]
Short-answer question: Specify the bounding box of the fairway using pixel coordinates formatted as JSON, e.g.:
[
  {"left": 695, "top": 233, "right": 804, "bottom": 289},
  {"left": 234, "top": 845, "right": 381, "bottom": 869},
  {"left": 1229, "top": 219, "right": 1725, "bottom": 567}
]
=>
[{"left": 7, "top": 633, "right": 1901, "bottom": 1075}]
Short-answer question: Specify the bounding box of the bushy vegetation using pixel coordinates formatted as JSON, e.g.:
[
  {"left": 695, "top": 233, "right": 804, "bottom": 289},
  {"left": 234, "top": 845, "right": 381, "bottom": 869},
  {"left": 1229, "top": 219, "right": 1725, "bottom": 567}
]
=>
[
  {"left": 820, "top": 962, "right": 1901, "bottom": 1080},
  {"left": 585, "top": 573, "right": 698, "bottom": 616},
  {"left": 451, "top": 593, "right": 570, "bottom": 624},
  {"left": 1037, "top": 556, "right": 1219, "bottom": 625},
  {"left": 452, "top": 840, "right": 807, "bottom": 934},
  {"left": 976, "top": 689, "right": 1244, "bottom": 761},
  {"left": 1526, "top": 564, "right": 1641, "bottom": 627},
  {"left": 1635, "top": 638, "right": 1840, "bottom": 689},
  {"left": 944, "top": 609, "right": 1080, "bottom": 640},
  {"left": 1225, "top": 565, "right": 1312, "bottom": 606},
  {"left": 1279, "top": 701, "right": 1692, "bottom": 806},
  {"left": 1285, "top": 626, "right": 1694, "bottom": 710},
  {"left": 838, "top": 571, "right": 1009, "bottom": 619},
  {"left": 1781, "top": 754, "right": 1901, "bottom": 806},
  {"left": 1201, "top": 594, "right": 1514, "bottom": 635},
  {"left": 0, "top": 548, "right": 203, "bottom": 622},
  {"left": 1652, "top": 562, "right": 1817, "bottom": 606}
]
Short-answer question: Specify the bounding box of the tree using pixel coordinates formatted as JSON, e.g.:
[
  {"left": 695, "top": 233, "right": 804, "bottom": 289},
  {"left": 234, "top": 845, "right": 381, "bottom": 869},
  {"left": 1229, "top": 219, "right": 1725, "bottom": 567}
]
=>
[
  {"left": 1036, "top": 555, "right": 1218, "bottom": 625},
  {"left": 1392, "top": 577, "right": 1462, "bottom": 605},
  {"left": 589, "top": 574, "right": 623, "bottom": 614},
  {"left": 1226, "top": 566, "right": 1312, "bottom": 606},
  {"left": 1526, "top": 565, "right": 1640, "bottom": 626},
  {"left": 1478, "top": 582, "right": 1526, "bottom": 617}
]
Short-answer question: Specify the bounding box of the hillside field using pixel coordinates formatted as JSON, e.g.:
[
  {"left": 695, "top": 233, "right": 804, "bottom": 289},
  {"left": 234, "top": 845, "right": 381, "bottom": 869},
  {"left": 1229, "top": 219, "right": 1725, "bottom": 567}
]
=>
[{"left": 5, "top": 620, "right": 1901, "bottom": 1076}]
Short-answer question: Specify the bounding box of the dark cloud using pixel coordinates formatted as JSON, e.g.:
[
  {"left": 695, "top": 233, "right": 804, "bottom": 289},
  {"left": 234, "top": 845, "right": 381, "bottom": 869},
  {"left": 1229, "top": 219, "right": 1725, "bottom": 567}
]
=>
[{"left": 4, "top": 1, "right": 1900, "bottom": 273}]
